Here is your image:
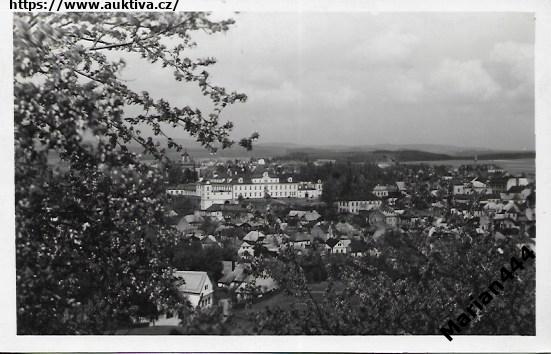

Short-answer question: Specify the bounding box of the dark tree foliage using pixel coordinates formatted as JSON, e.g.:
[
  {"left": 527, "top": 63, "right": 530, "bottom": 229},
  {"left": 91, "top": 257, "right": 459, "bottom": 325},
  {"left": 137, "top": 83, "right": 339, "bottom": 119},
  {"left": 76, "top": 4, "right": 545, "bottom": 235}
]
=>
[
  {"left": 166, "top": 162, "right": 185, "bottom": 185},
  {"left": 15, "top": 12, "right": 255, "bottom": 334},
  {"left": 171, "top": 239, "right": 236, "bottom": 282},
  {"left": 183, "top": 168, "right": 199, "bottom": 183},
  {"left": 199, "top": 217, "right": 219, "bottom": 235},
  {"left": 249, "top": 232, "right": 535, "bottom": 335},
  {"left": 299, "top": 253, "right": 328, "bottom": 282},
  {"left": 168, "top": 195, "right": 199, "bottom": 217},
  {"left": 295, "top": 162, "right": 399, "bottom": 204}
]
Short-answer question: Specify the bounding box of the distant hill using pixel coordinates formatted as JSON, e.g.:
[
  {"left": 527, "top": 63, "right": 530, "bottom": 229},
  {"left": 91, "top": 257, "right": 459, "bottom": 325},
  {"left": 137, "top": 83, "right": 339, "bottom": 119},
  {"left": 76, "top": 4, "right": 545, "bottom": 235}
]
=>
[
  {"left": 274, "top": 148, "right": 535, "bottom": 163},
  {"left": 82, "top": 136, "right": 534, "bottom": 163},
  {"left": 274, "top": 148, "right": 453, "bottom": 163}
]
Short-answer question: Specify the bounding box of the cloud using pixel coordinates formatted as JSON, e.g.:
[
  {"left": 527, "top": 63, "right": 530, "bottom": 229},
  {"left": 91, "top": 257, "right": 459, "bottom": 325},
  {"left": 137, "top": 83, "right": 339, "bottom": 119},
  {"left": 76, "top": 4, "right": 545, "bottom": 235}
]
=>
[
  {"left": 351, "top": 30, "right": 419, "bottom": 64},
  {"left": 246, "top": 66, "right": 282, "bottom": 89},
  {"left": 246, "top": 81, "right": 304, "bottom": 105},
  {"left": 115, "top": 13, "right": 534, "bottom": 150},
  {"left": 489, "top": 41, "right": 533, "bottom": 99},
  {"left": 490, "top": 41, "right": 533, "bottom": 83},
  {"left": 318, "top": 86, "right": 361, "bottom": 108},
  {"left": 385, "top": 72, "right": 425, "bottom": 103},
  {"left": 429, "top": 59, "right": 501, "bottom": 101}
]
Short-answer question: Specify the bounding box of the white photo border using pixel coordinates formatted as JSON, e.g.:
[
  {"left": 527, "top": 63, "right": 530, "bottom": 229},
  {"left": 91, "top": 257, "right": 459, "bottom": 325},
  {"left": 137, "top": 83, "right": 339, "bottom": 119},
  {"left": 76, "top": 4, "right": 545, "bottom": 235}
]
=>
[{"left": 1, "top": 0, "right": 550, "bottom": 352}]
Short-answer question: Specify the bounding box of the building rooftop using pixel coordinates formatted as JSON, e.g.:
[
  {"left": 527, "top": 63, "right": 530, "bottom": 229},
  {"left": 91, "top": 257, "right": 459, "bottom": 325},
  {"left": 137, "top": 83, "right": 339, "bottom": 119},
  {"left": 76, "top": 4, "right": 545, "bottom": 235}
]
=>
[{"left": 174, "top": 271, "right": 210, "bottom": 295}]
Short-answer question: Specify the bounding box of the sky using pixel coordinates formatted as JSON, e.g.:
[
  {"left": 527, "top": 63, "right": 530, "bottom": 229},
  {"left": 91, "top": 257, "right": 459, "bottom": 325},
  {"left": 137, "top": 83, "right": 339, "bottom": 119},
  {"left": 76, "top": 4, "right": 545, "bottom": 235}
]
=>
[{"left": 122, "top": 12, "right": 535, "bottom": 151}]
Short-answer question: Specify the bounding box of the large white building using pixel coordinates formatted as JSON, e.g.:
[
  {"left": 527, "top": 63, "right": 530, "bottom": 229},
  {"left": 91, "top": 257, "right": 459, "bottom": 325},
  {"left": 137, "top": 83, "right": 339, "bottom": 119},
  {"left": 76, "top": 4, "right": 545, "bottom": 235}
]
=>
[{"left": 168, "top": 171, "right": 323, "bottom": 210}]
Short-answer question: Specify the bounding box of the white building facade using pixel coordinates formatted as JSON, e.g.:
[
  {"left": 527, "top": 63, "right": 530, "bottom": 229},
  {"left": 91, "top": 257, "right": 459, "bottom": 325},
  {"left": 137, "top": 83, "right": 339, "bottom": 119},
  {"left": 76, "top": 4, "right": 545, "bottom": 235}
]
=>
[
  {"left": 195, "top": 172, "right": 323, "bottom": 210},
  {"left": 337, "top": 199, "right": 382, "bottom": 214},
  {"left": 167, "top": 184, "right": 200, "bottom": 197}
]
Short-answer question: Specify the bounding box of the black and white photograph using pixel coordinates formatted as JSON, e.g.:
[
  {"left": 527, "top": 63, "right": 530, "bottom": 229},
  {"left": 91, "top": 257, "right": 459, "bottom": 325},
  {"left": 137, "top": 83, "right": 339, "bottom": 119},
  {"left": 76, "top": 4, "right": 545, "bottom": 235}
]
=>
[{"left": 2, "top": 0, "right": 551, "bottom": 352}]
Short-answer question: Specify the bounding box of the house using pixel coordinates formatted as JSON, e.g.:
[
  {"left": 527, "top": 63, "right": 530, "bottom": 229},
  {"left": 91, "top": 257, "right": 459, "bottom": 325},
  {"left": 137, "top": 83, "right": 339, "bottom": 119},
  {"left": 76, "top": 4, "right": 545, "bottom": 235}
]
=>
[
  {"left": 218, "top": 263, "right": 249, "bottom": 289},
  {"left": 296, "top": 180, "right": 324, "bottom": 199},
  {"left": 502, "top": 201, "right": 521, "bottom": 219},
  {"left": 479, "top": 193, "right": 501, "bottom": 205},
  {"left": 483, "top": 201, "right": 503, "bottom": 214},
  {"left": 487, "top": 166, "right": 504, "bottom": 174},
  {"left": 153, "top": 271, "right": 214, "bottom": 326},
  {"left": 175, "top": 214, "right": 204, "bottom": 234},
  {"left": 289, "top": 232, "right": 311, "bottom": 249},
  {"left": 204, "top": 204, "right": 249, "bottom": 221},
  {"left": 235, "top": 273, "right": 278, "bottom": 303},
  {"left": 201, "top": 235, "right": 220, "bottom": 249},
  {"left": 237, "top": 241, "right": 256, "bottom": 258},
  {"left": 262, "top": 233, "right": 288, "bottom": 254},
  {"left": 506, "top": 177, "right": 529, "bottom": 192},
  {"left": 453, "top": 183, "right": 467, "bottom": 195},
  {"left": 174, "top": 271, "right": 214, "bottom": 309},
  {"left": 470, "top": 178, "right": 490, "bottom": 194},
  {"left": 366, "top": 207, "right": 399, "bottom": 227},
  {"left": 325, "top": 238, "right": 339, "bottom": 254},
  {"left": 495, "top": 217, "right": 518, "bottom": 230},
  {"left": 288, "top": 210, "right": 307, "bottom": 218},
  {"left": 327, "top": 238, "right": 351, "bottom": 254},
  {"left": 373, "top": 184, "right": 394, "bottom": 198},
  {"left": 395, "top": 181, "right": 407, "bottom": 192},
  {"left": 303, "top": 210, "right": 322, "bottom": 222},
  {"left": 367, "top": 207, "right": 403, "bottom": 227},
  {"left": 349, "top": 239, "right": 368, "bottom": 257},
  {"left": 367, "top": 209, "right": 386, "bottom": 226},
  {"left": 243, "top": 230, "right": 265, "bottom": 243},
  {"left": 384, "top": 191, "right": 403, "bottom": 206},
  {"left": 288, "top": 210, "right": 322, "bottom": 223},
  {"left": 218, "top": 262, "right": 277, "bottom": 302},
  {"left": 335, "top": 221, "right": 359, "bottom": 237},
  {"left": 382, "top": 208, "right": 399, "bottom": 227},
  {"left": 501, "top": 185, "right": 532, "bottom": 202},
  {"left": 337, "top": 194, "right": 382, "bottom": 214}
]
